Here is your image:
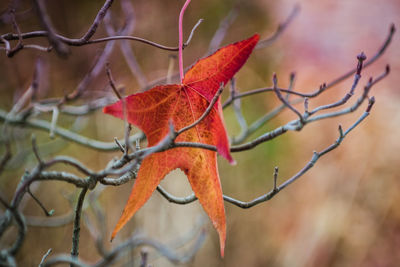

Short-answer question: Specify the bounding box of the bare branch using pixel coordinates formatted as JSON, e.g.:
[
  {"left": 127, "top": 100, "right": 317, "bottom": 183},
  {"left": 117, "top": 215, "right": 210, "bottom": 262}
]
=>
[
  {"left": 0, "top": 3, "right": 393, "bottom": 265},
  {"left": 47, "top": 156, "right": 94, "bottom": 176},
  {"left": 71, "top": 187, "right": 88, "bottom": 264},
  {"left": 103, "top": 2, "right": 148, "bottom": 89},
  {"left": 231, "top": 78, "right": 249, "bottom": 141},
  {"left": 105, "top": 63, "right": 122, "bottom": 100},
  {"left": 33, "top": 0, "right": 69, "bottom": 56},
  {"left": 27, "top": 187, "right": 54, "bottom": 217},
  {"left": 158, "top": 98, "right": 376, "bottom": 208},
  {"left": 306, "top": 66, "right": 389, "bottom": 123},
  {"left": 306, "top": 52, "right": 366, "bottom": 116},
  {"left": 49, "top": 107, "right": 59, "bottom": 139},
  {"left": 0, "top": 108, "right": 144, "bottom": 151},
  {"left": 36, "top": 171, "right": 87, "bottom": 188},
  {"left": 31, "top": 134, "right": 43, "bottom": 165},
  {"left": 166, "top": 55, "right": 177, "bottom": 84},
  {"left": 39, "top": 249, "right": 53, "bottom": 267},
  {"left": 185, "top": 19, "right": 204, "bottom": 46},
  {"left": 273, "top": 167, "right": 278, "bottom": 192},
  {"left": 27, "top": 210, "right": 75, "bottom": 227},
  {"left": 208, "top": 7, "right": 238, "bottom": 53},
  {"left": 223, "top": 24, "right": 394, "bottom": 109},
  {"left": 324, "top": 24, "right": 395, "bottom": 90},
  {"left": 0, "top": 140, "right": 11, "bottom": 175},
  {"left": 42, "top": 227, "right": 205, "bottom": 266},
  {"left": 79, "top": 0, "right": 114, "bottom": 43},
  {"left": 272, "top": 73, "right": 304, "bottom": 124},
  {"left": 6, "top": 9, "right": 23, "bottom": 57}
]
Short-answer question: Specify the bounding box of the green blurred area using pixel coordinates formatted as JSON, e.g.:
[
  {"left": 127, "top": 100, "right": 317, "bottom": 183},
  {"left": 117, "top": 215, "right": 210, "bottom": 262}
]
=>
[{"left": 1, "top": 0, "right": 400, "bottom": 266}]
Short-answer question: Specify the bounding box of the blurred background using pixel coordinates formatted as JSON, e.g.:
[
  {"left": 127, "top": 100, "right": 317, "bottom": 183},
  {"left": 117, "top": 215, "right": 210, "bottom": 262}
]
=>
[{"left": 0, "top": 0, "right": 399, "bottom": 266}]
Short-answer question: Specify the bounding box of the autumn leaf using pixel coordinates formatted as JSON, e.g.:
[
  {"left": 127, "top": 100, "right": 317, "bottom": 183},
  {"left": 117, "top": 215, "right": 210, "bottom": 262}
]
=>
[{"left": 104, "top": 34, "right": 259, "bottom": 256}]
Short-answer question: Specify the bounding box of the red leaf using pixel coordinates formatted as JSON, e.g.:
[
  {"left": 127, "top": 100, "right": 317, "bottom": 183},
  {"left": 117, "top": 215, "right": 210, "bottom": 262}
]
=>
[{"left": 104, "top": 34, "right": 259, "bottom": 256}]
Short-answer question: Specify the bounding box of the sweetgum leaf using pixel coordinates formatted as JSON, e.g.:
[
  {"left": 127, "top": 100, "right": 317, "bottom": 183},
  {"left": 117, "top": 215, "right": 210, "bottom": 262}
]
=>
[{"left": 103, "top": 34, "right": 259, "bottom": 257}]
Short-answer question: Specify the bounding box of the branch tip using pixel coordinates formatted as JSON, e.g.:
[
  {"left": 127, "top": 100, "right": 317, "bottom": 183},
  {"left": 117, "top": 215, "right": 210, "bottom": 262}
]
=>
[
  {"left": 356, "top": 52, "right": 367, "bottom": 75},
  {"left": 31, "top": 134, "right": 43, "bottom": 165},
  {"left": 168, "top": 120, "right": 176, "bottom": 136},
  {"left": 385, "top": 64, "right": 390, "bottom": 74},
  {"left": 390, "top": 23, "right": 396, "bottom": 34},
  {"left": 27, "top": 187, "right": 54, "bottom": 217},
  {"left": 272, "top": 73, "right": 278, "bottom": 85},
  {"left": 338, "top": 125, "right": 344, "bottom": 138},
  {"left": 106, "top": 63, "right": 122, "bottom": 100},
  {"left": 304, "top": 97, "right": 309, "bottom": 113},
  {"left": 135, "top": 139, "right": 141, "bottom": 150},
  {"left": 366, "top": 96, "right": 375, "bottom": 112},
  {"left": 290, "top": 72, "right": 296, "bottom": 81},
  {"left": 114, "top": 137, "right": 125, "bottom": 153},
  {"left": 273, "top": 167, "right": 279, "bottom": 191},
  {"left": 357, "top": 52, "right": 367, "bottom": 62},
  {"left": 319, "top": 83, "right": 327, "bottom": 92}
]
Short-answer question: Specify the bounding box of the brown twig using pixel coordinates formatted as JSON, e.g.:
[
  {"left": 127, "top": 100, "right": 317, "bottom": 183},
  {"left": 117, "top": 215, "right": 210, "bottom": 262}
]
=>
[
  {"left": 105, "top": 63, "right": 122, "bottom": 100},
  {"left": 33, "top": 0, "right": 69, "bottom": 56},
  {"left": 272, "top": 73, "right": 304, "bottom": 124}
]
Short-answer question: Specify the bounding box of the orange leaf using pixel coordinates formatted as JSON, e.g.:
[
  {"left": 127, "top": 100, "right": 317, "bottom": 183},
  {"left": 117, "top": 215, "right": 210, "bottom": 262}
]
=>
[{"left": 104, "top": 34, "right": 259, "bottom": 257}]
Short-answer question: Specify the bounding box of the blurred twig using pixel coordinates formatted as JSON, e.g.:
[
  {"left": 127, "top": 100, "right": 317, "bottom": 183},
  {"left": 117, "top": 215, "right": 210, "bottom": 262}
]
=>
[{"left": 256, "top": 4, "right": 300, "bottom": 49}]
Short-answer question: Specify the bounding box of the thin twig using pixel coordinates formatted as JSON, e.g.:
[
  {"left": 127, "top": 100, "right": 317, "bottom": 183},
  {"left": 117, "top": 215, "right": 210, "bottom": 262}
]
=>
[
  {"left": 177, "top": 84, "right": 223, "bottom": 135},
  {"left": 208, "top": 7, "right": 238, "bottom": 53},
  {"left": 231, "top": 78, "right": 248, "bottom": 140},
  {"left": 33, "top": 0, "right": 69, "bottom": 56},
  {"left": 0, "top": 141, "right": 12, "bottom": 175},
  {"left": 0, "top": 109, "right": 144, "bottom": 151},
  {"left": 185, "top": 18, "right": 203, "bottom": 46},
  {"left": 104, "top": 3, "right": 148, "bottom": 89},
  {"left": 31, "top": 134, "right": 43, "bottom": 165},
  {"left": 7, "top": 9, "right": 23, "bottom": 57},
  {"left": 324, "top": 24, "right": 395, "bottom": 90},
  {"left": 39, "top": 248, "right": 53, "bottom": 267},
  {"left": 49, "top": 107, "right": 59, "bottom": 139},
  {"left": 256, "top": 4, "right": 300, "bottom": 49},
  {"left": 272, "top": 73, "right": 304, "bottom": 124},
  {"left": 307, "top": 52, "right": 366, "bottom": 116},
  {"left": 273, "top": 167, "right": 278, "bottom": 192},
  {"left": 27, "top": 187, "right": 54, "bottom": 216},
  {"left": 167, "top": 55, "right": 177, "bottom": 84},
  {"left": 71, "top": 187, "right": 88, "bottom": 266},
  {"left": 105, "top": 63, "right": 122, "bottom": 100},
  {"left": 157, "top": 98, "right": 375, "bottom": 208}
]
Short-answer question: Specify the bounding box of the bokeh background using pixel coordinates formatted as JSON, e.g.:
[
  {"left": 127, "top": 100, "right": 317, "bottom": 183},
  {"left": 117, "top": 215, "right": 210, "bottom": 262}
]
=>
[{"left": 0, "top": 0, "right": 399, "bottom": 266}]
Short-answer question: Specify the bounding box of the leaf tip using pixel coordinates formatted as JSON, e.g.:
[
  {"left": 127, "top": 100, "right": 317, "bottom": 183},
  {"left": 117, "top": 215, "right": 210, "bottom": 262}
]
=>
[
  {"left": 110, "top": 228, "right": 118, "bottom": 242},
  {"left": 103, "top": 100, "right": 124, "bottom": 120},
  {"left": 219, "top": 228, "right": 226, "bottom": 258},
  {"left": 102, "top": 105, "right": 111, "bottom": 114},
  {"left": 229, "top": 157, "right": 237, "bottom": 166}
]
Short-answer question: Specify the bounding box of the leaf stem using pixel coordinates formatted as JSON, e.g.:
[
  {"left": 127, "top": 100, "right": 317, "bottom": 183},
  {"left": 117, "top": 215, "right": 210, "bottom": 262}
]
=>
[{"left": 179, "top": 0, "right": 192, "bottom": 83}]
